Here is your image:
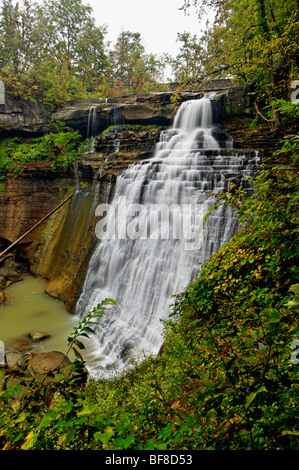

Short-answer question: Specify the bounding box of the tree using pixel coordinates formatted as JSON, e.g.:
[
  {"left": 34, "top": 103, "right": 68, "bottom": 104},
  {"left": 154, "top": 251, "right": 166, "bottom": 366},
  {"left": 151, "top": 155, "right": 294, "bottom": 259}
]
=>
[
  {"left": 110, "top": 31, "right": 144, "bottom": 89},
  {"left": 44, "top": 0, "right": 94, "bottom": 69},
  {"left": 0, "top": 0, "right": 22, "bottom": 73},
  {"left": 109, "top": 31, "right": 166, "bottom": 92},
  {"left": 181, "top": 0, "right": 299, "bottom": 103},
  {"left": 0, "top": 1, "right": 165, "bottom": 105},
  {"left": 75, "top": 25, "right": 109, "bottom": 93},
  {"left": 0, "top": 0, "right": 109, "bottom": 107},
  {"left": 170, "top": 32, "right": 204, "bottom": 82}
]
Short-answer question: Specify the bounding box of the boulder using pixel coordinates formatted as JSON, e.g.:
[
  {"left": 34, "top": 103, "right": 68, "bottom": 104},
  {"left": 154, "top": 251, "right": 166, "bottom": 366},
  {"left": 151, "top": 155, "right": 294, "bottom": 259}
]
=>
[
  {"left": 214, "top": 83, "right": 256, "bottom": 122},
  {"left": 0, "top": 290, "right": 6, "bottom": 304},
  {"left": 26, "top": 331, "right": 50, "bottom": 342},
  {"left": 26, "top": 351, "right": 71, "bottom": 377},
  {"left": 0, "top": 265, "right": 23, "bottom": 291}
]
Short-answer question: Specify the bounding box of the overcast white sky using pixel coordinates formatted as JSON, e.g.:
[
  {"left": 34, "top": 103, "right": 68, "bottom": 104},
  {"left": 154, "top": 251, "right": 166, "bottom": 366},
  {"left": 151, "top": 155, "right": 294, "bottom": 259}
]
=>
[{"left": 83, "top": 0, "right": 207, "bottom": 58}]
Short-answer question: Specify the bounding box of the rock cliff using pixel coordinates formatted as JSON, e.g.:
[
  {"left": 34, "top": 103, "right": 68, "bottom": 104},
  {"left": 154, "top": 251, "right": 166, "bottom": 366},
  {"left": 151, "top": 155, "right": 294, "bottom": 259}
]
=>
[
  {"left": 0, "top": 84, "right": 255, "bottom": 139},
  {"left": 0, "top": 98, "right": 51, "bottom": 136},
  {"left": 51, "top": 93, "right": 175, "bottom": 137}
]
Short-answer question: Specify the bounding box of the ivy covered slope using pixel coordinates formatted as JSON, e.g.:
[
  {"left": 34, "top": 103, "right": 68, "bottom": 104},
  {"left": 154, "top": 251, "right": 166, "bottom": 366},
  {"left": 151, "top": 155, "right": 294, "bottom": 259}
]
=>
[
  {"left": 161, "top": 137, "right": 299, "bottom": 450},
  {"left": 0, "top": 134, "right": 298, "bottom": 451}
]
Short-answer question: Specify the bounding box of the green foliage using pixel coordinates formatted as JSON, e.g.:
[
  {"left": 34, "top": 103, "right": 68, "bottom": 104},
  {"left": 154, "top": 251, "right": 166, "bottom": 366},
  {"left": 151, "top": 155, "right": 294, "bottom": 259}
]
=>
[
  {"left": 170, "top": 32, "right": 203, "bottom": 83},
  {"left": 0, "top": 1, "right": 168, "bottom": 107},
  {"left": 273, "top": 134, "right": 299, "bottom": 165},
  {"left": 264, "top": 99, "right": 299, "bottom": 130},
  {"left": 66, "top": 299, "right": 117, "bottom": 366},
  {"left": 179, "top": 0, "right": 299, "bottom": 105},
  {"left": 0, "top": 130, "right": 94, "bottom": 178},
  {"left": 108, "top": 30, "right": 167, "bottom": 93}
]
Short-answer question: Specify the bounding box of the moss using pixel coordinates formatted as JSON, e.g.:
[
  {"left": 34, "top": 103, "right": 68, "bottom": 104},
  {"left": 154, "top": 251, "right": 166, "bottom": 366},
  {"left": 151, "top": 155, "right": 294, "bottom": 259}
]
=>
[{"left": 100, "top": 124, "right": 167, "bottom": 136}]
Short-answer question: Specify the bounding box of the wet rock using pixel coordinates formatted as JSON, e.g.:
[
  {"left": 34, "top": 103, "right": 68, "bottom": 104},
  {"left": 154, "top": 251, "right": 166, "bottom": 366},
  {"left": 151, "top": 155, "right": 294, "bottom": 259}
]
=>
[
  {"left": 6, "top": 338, "right": 31, "bottom": 352},
  {"left": 94, "top": 125, "right": 163, "bottom": 156},
  {"left": 5, "top": 351, "right": 23, "bottom": 369},
  {"left": 26, "top": 331, "right": 50, "bottom": 342},
  {"left": 0, "top": 290, "right": 6, "bottom": 304},
  {"left": 26, "top": 351, "right": 71, "bottom": 377},
  {"left": 2, "top": 350, "right": 87, "bottom": 384},
  {"left": 0, "top": 97, "right": 51, "bottom": 137},
  {"left": 8, "top": 350, "right": 89, "bottom": 384},
  {"left": 0, "top": 265, "right": 22, "bottom": 290},
  {"left": 215, "top": 83, "right": 256, "bottom": 122},
  {"left": 52, "top": 95, "right": 173, "bottom": 137}
]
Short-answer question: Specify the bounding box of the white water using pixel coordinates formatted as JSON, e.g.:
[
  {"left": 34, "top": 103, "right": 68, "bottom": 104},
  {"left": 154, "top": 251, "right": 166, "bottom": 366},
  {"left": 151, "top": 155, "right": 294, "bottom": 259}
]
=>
[
  {"left": 76, "top": 96, "right": 260, "bottom": 379},
  {"left": 87, "top": 106, "right": 99, "bottom": 138}
]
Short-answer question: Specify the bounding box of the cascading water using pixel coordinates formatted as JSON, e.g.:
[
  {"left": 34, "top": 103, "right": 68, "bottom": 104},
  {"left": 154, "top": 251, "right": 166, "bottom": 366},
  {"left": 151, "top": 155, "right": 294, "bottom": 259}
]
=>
[
  {"left": 87, "top": 106, "right": 99, "bottom": 138},
  {"left": 76, "top": 95, "right": 260, "bottom": 378}
]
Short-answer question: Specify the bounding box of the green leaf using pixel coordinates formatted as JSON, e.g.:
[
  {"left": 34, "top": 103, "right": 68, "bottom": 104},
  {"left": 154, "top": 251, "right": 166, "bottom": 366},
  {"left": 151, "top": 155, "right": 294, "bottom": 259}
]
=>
[
  {"left": 81, "top": 327, "right": 95, "bottom": 334},
  {"left": 72, "top": 347, "right": 84, "bottom": 361},
  {"left": 286, "top": 296, "right": 299, "bottom": 310},
  {"left": 269, "top": 309, "right": 282, "bottom": 323},
  {"left": 158, "top": 422, "right": 174, "bottom": 440},
  {"left": 123, "top": 433, "right": 135, "bottom": 448},
  {"left": 21, "top": 430, "right": 39, "bottom": 450},
  {"left": 282, "top": 430, "right": 299, "bottom": 436},
  {"left": 94, "top": 426, "right": 115, "bottom": 445},
  {"left": 290, "top": 284, "right": 299, "bottom": 294},
  {"left": 246, "top": 386, "right": 267, "bottom": 408},
  {"left": 74, "top": 340, "right": 85, "bottom": 350},
  {"left": 114, "top": 433, "right": 135, "bottom": 449},
  {"left": 77, "top": 404, "right": 98, "bottom": 416}
]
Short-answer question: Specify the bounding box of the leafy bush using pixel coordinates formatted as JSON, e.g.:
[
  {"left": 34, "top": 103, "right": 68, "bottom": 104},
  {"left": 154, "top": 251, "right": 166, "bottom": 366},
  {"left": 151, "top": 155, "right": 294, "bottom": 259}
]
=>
[
  {"left": 265, "top": 99, "right": 299, "bottom": 130},
  {"left": 0, "top": 131, "right": 93, "bottom": 179}
]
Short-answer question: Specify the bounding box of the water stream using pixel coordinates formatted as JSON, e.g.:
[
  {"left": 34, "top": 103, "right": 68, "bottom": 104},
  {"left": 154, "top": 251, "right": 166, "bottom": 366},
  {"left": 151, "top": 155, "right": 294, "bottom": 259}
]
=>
[
  {"left": 87, "top": 106, "right": 100, "bottom": 138},
  {"left": 76, "top": 95, "right": 260, "bottom": 379},
  {"left": 0, "top": 275, "right": 77, "bottom": 356}
]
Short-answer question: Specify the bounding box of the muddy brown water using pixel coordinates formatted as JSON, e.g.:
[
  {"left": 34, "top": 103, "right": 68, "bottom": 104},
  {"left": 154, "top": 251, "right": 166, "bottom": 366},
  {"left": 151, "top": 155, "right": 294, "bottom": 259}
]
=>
[{"left": 0, "top": 274, "right": 78, "bottom": 357}]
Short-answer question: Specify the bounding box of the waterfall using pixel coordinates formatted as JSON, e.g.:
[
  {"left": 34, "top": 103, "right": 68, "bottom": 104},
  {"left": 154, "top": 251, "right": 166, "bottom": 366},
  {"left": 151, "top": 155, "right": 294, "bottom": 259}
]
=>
[
  {"left": 76, "top": 95, "right": 260, "bottom": 379},
  {"left": 87, "top": 106, "right": 99, "bottom": 138},
  {"left": 111, "top": 105, "right": 125, "bottom": 126}
]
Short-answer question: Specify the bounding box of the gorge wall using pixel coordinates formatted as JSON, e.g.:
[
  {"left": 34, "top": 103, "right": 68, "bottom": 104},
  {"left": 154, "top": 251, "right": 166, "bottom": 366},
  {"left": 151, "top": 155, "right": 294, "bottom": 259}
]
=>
[{"left": 0, "top": 165, "right": 94, "bottom": 311}]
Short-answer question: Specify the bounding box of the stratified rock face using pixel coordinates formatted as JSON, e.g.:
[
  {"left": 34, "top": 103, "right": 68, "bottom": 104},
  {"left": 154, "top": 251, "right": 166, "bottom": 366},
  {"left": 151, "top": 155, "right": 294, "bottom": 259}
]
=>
[
  {"left": 33, "top": 181, "right": 101, "bottom": 311},
  {"left": 0, "top": 86, "right": 256, "bottom": 139},
  {"left": 0, "top": 165, "right": 99, "bottom": 312},
  {"left": 0, "top": 98, "right": 51, "bottom": 136},
  {"left": 52, "top": 93, "right": 175, "bottom": 137},
  {"left": 94, "top": 125, "right": 162, "bottom": 155},
  {"left": 214, "top": 83, "right": 256, "bottom": 122},
  {"left": 0, "top": 163, "right": 75, "bottom": 245},
  {"left": 76, "top": 125, "right": 164, "bottom": 183}
]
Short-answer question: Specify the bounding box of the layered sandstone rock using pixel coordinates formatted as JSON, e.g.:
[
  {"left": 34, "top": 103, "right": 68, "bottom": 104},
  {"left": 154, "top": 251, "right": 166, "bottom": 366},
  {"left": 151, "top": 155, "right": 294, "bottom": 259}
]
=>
[
  {"left": 0, "top": 165, "right": 97, "bottom": 311},
  {"left": 0, "top": 98, "right": 51, "bottom": 136}
]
